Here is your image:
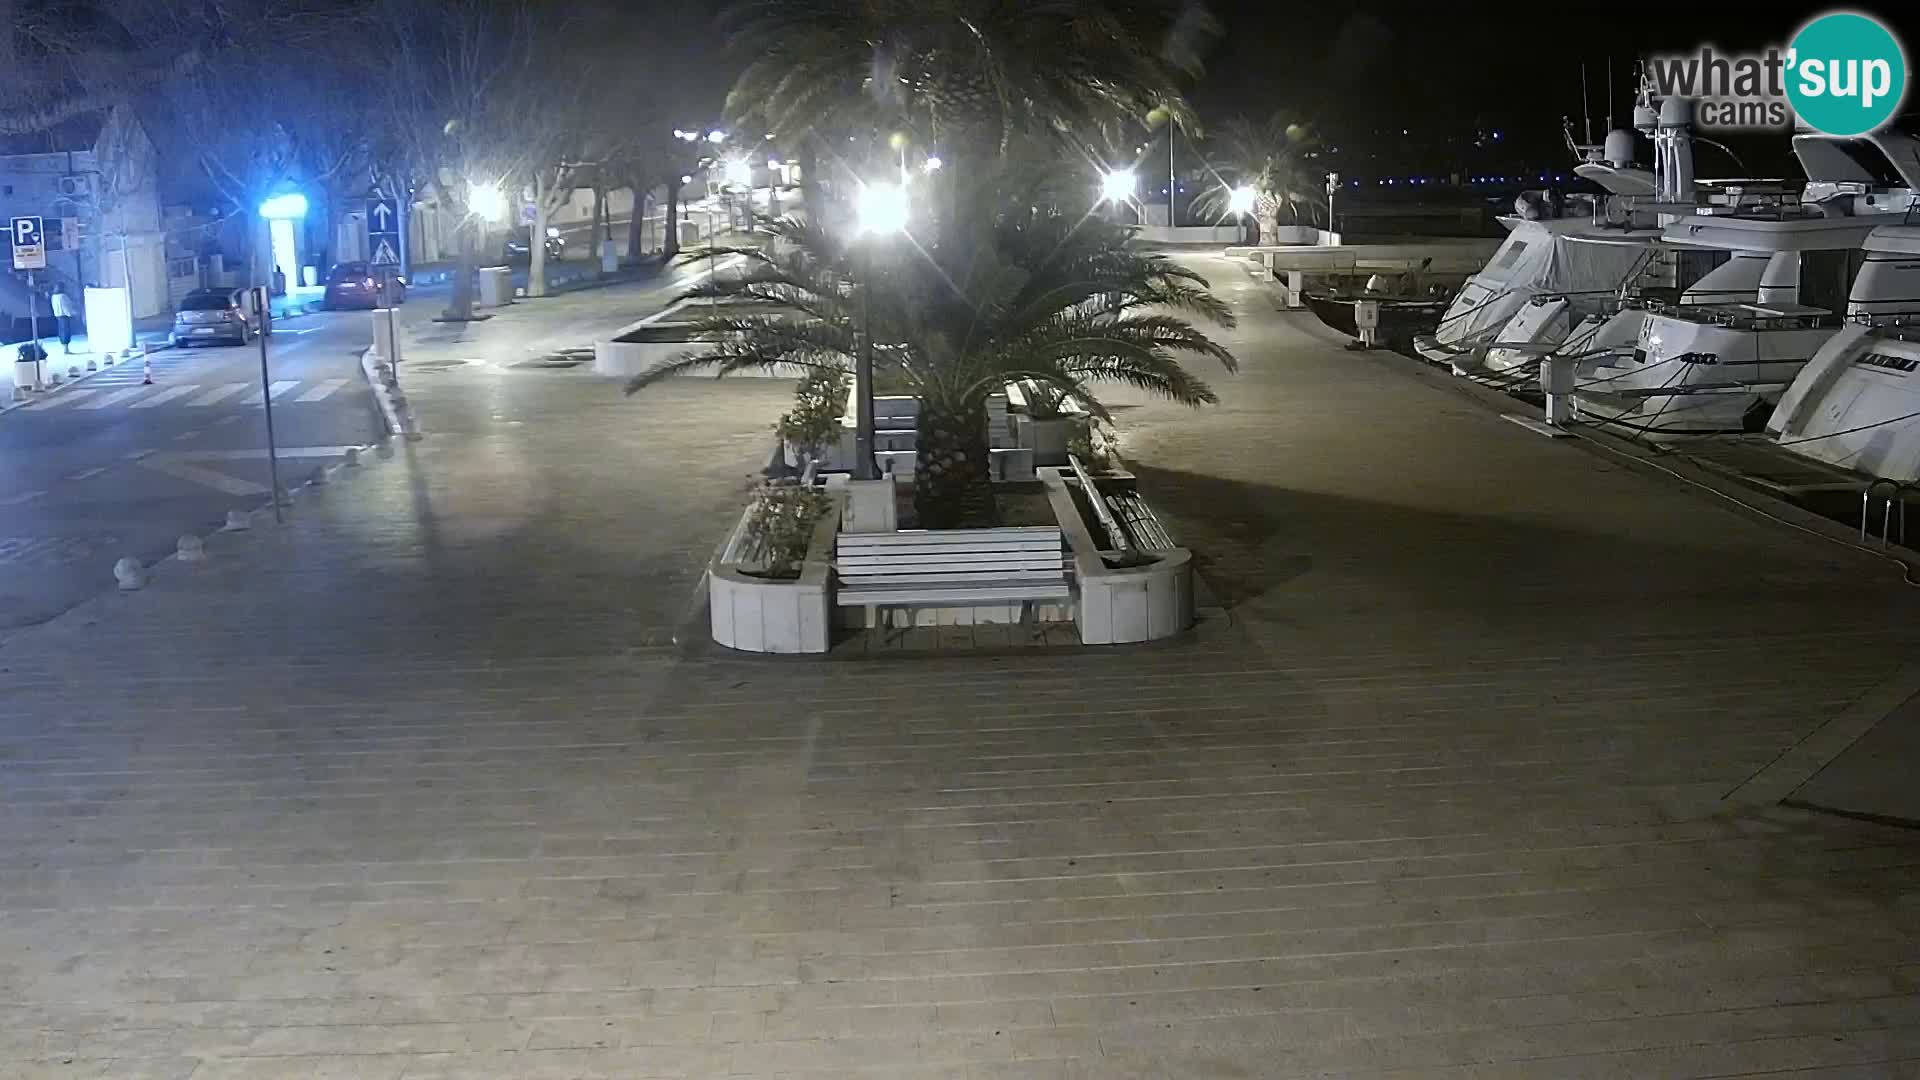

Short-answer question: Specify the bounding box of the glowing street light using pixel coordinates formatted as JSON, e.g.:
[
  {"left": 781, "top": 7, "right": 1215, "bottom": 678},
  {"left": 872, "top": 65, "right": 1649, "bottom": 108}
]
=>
[
  {"left": 706, "top": 129, "right": 727, "bottom": 144},
  {"left": 1227, "top": 185, "right": 1257, "bottom": 216},
  {"left": 1100, "top": 168, "right": 1136, "bottom": 204},
  {"left": 923, "top": 156, "right": 943, "bottom": 173},
  {"left": 723, "top": 156, "right": 753, "bottom": 188},
  {"left": 257, "top": 192, "right": 308, "bottom": 219},
  {"left": 468, "top": 182, "right": 506, "bottom": 222},
  {"left": 855, "top": 181, "right": 909, "bottom": 236}
]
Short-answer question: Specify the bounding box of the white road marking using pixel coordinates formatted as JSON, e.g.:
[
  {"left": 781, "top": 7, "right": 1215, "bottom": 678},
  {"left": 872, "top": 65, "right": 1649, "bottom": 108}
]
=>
[
  {"left": 277, "top": 326, "right": 321, "bottom": 336},
  {"left": 137, "top": 459, "right": 268, "bottom": 497},
  {"left": 78, "top": 386, "right": 155, "bottom": 409},
  {"left": 296, "top": 378, "right": 349, "bottom": 401},
  {"left": 244, "top": 380, "right": 301, "bottom": 404},
  {"left": 171, "top": 429, "right": 202, "bottom": 441},
  {"left": 130, "top": 384, "right": 201, "bottom": 408},
  {"left": 123, "top": 449, "right": 154, "bottom": 461},
  {"left": 187, "top": 383, "right": 248, "bottom": 407},
  {"left": 26, "top": 389, "right": 101, "bottom": 410},
  {"left": 213, "top": 414, "right": 245, "bottom": 425},
  {"left": 0, "top": 490, "right": 46, "bottom": 507},
  {"left": 135, "top": 447, "right": 359, "bottom": 496},
  {"left": 66, "top": 466, "right": 108, "bottom": 481}
]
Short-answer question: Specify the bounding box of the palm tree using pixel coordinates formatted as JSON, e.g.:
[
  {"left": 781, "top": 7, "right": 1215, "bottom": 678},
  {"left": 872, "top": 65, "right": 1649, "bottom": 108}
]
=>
[
  {"left": 1195, "top": 113, "right": 1324, "bottom": 244},
  {"left": 625, "top": 202, "right": 1237, "bottom": 528},
  {"left": 722, "top": 0, "right": 1214, "bottom": 194}
]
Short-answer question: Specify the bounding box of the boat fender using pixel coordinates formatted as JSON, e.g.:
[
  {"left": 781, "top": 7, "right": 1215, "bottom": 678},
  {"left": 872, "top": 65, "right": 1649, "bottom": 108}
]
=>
[{"left": 1767, "top": 322, "right": 1874, "bottom": 437}]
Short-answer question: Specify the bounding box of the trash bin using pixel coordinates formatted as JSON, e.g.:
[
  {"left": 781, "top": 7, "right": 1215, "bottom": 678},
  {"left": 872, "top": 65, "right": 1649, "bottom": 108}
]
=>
[{"left": 477, "top": 266, "right": 513, "bottom": 307}]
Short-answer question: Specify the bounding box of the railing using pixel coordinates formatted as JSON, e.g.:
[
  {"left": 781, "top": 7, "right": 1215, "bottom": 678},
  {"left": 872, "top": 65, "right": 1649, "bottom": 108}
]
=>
[{"left": 1861, "top": 478, "right": 1917, "bottom": 547}]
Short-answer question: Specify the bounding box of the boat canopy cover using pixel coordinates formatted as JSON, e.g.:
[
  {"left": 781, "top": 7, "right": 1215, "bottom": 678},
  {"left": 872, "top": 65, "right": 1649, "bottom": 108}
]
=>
[{"left": 1476, "top": 222, "right": 1650, "bottom": 294}]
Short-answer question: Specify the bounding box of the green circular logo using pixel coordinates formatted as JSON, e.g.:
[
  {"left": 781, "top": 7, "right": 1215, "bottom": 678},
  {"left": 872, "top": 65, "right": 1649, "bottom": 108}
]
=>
[{"left": 1787, "top": 12, "right": 1907, "bottom": 136}]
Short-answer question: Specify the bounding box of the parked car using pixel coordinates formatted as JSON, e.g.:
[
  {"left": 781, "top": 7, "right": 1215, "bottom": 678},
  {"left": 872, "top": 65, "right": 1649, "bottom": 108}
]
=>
[
  {"left": 170, "top": 288, "right": 263, "bottom": 347},
  {"left": 503, "top": 226, "right": 565, "bottom": 264},
  {"left": 322, "top": 262, "right": 405, "bottom": 310}
]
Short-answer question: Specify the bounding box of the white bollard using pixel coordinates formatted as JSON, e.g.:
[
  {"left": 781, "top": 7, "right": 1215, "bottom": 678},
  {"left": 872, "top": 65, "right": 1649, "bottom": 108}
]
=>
[
  {"left": 307, "top": 465, "right": 331, "bottom": 486},
  {"left": 113, "top": 557, "right": 146, "bottom": 590},
  {"left": 176, "top": 534, "right": 206, "bottom": 561},
  {"left": 223, "top": 510, "right": 252, "bottom": 531},
  {"left": 343, "top": 446, "right": 362, "bottom": 467},
  {"left": 67, "top": 364, "right": 80, "bottom": 379}
]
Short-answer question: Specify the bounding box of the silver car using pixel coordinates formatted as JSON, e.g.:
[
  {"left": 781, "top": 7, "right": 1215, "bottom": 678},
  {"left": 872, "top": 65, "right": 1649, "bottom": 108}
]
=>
[{"left": 171, "top": 288, "right": 264, "bottom": 347}]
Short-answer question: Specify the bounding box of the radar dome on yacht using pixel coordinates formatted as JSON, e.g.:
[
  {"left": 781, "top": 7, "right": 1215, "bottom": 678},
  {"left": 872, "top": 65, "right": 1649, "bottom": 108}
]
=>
[{"left": 1603, "top": 130, "right": 1634, "bottom": 168}]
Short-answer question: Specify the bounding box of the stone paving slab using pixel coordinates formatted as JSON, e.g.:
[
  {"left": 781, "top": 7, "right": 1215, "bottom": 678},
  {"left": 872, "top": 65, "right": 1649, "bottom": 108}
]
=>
[{"left": 1, "top": 257, "right": 1918, "bottom": 1076}]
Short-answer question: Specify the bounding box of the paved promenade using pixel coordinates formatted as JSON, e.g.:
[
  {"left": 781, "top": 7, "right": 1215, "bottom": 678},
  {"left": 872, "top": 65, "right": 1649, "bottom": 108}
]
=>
[{"left": 2, "top": 260, "right": 1918, "bottom": 1078}]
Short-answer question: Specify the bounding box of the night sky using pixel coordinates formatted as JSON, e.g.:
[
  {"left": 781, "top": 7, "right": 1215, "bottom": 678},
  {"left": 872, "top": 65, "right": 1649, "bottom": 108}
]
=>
[{"left": 1193, "top": 2, "right": 1920, "bottom": 174}]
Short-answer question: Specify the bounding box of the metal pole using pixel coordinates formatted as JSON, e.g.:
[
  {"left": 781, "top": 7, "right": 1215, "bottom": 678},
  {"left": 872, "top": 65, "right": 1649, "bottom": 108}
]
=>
[
  {"left": 854, "top": 244, "right": 876, "bottom": 480},
  {"left": 255, "top": 285, "right": 284, "bottom": 523},
  {"left": 708, "top": 204, "right": 717, "bottom": 308},
  {"left": 26, "top": 271, "right": 40, "bottom": 387},
  {"left": 1168, "top": 122, "right": 1176, "bottom": 227}
]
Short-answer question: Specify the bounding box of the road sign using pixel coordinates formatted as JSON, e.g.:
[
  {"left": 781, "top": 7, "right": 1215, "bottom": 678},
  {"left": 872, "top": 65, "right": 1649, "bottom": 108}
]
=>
[
  {"left": 519, "top": 202, "right": 537, "bottom": 226},
  {"left": 10, "top": 216, "right": 45, "bottom": 270},
  {"left": 369, "top": 237, "right": 401, "bottom": 266},
  {"left": 367, "top": 197, "right": 399, "bottom": 235}
]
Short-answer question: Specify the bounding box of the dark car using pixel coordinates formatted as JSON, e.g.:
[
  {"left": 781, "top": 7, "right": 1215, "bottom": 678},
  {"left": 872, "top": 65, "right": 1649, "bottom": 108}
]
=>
[
  {"left": 170, "top": 288, "right": 263, "bottom": 347},
  {"left": 322, "top": 262, "right": 405, "bottom": 310},
  {"left": 503, "top": 226, "right": 565, "bottom": 264}
]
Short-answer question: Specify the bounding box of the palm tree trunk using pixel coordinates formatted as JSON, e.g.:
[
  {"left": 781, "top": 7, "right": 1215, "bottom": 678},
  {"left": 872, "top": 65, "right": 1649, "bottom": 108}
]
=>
[
  {"left": 914, "top": 397, "right": 996, "bottom": 529},
  {"left": 625, "top": 177, "right": 647, "bottom": 260},
  {"left": 663, "top": 178, "right": 682, "bottom": 259}
]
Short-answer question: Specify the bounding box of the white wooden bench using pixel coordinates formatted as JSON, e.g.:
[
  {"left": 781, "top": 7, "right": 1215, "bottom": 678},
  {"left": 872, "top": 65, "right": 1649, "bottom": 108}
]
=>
[{"left": 834, "top": 527, "right": 1070, "bottom": 626}]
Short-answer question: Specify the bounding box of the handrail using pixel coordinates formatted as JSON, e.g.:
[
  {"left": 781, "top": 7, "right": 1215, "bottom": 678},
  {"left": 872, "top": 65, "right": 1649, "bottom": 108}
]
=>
[
  {"left": 1861, "top": 478, "right": 1914, "bottom": 547},
  {"left": 1068, "top": 452, "right": 1132, "bottom": 553}
]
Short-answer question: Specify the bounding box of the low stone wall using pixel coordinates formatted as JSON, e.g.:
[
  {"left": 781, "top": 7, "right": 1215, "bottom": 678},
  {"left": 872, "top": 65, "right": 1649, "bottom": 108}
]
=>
[
  {"left": 707, "top": 496, "right": 839, "bottom": 654},
  {"left": 1040, "top": 468, "right": 1194, "bottom": 644}
]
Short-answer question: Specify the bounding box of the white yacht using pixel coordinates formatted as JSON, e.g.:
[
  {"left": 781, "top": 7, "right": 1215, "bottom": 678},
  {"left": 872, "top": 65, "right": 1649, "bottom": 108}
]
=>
[
  {"left": 1416, "top": 92, "right": 1704, "bottom": 375},
  {"left": 1767, "top": 222, "right": 1920, "bottom": 482},
  {"left": 1569, "top": 132, "right": 1920, "bottom": 438}
]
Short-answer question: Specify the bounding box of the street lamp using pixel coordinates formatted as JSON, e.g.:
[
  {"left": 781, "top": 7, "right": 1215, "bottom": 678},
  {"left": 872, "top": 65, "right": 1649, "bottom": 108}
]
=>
[
  {"left": 1100, "top": 168, "right": 1136, "bottom": 204},
  {"left": 707, "top": 129, "right": 727, "bottom": 144},
  {"left": 1227, "top": 185, "right": 1257, "bottom": 216},
  {"left": 469, "top": 182, "right": 506, "bottom": 222},
  {"left": 850, "top": 181, "right": 909, "bottom": 480},
  {"left": 923, "top": 156, "right": 943, "bottom": 174}
]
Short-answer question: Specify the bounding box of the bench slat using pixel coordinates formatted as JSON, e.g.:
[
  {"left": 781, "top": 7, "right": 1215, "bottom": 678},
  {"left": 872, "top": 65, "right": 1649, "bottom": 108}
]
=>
[
  {"left": 838, "top": 584, "right": 1069, "bottom": 605},
  {"left": 837, "top": 527, "right": 1059, "bottom": 547},
  {"left": 844, "top": 571, "right": 1066, "bottom": 587},
  {"left": 837, "top": 549, "right": 1067, "bottom": 568}
]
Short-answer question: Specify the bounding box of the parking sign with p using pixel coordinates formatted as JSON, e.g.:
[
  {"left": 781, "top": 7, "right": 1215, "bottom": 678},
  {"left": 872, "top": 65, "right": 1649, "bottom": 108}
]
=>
[{"left": 10, "top": 215, "right": 46, "bottom": 271}]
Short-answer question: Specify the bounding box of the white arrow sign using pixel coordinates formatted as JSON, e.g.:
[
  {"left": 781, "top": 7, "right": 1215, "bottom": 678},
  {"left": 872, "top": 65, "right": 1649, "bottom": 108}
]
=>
[{"left": 371, "top": 202, "right": 393, "bottom": 229}]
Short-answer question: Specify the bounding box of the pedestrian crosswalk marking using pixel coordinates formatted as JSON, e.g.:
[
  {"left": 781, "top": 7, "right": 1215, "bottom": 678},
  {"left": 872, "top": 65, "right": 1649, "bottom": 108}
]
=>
[
  {"left": 243, "top": 380, "right": 300, "bottom": 404},
  {"left": 186, "top": 384, "right": 248, "bottom": 407},
  {"left": 26, "top": 389, "right": 99, "bottom": 409},
  {"left": 296, "top": 378, "right": 348, "bottom": 402},
  {"left": 78, "top": 386, "right": 152, "bottom": 409},
  {"left": 21, "top": 378, "right": 358, "bottom": 412},
  {"left": 130, "top": 385, "right": 200, "bottom": 408}
]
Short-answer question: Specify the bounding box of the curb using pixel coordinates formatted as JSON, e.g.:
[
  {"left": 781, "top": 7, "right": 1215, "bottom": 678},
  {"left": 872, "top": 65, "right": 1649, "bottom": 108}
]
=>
[{"left": 359, "top": 347, "right": 422, "bottom": 439}]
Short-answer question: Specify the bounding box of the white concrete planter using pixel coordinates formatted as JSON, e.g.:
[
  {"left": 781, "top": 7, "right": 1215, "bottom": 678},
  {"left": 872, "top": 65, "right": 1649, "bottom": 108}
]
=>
[
  {"left": 1040, "top": 468, "right": 1194, "bottom": 644},
  {"left": 1019, "top": 415, "right": 1088, "bottom": 467},
  {"left": 708, "top": 495, "right": 840, "bottom": 654}
]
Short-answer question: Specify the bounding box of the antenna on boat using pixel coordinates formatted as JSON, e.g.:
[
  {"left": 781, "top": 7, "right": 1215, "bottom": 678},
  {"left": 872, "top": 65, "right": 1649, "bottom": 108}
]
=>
[
  {"left": 1581, "top": 62, "right": 1594, "bottom": 147},
  {"left": 1606, "top": 60, "right": 1614, "bottom": 132}
]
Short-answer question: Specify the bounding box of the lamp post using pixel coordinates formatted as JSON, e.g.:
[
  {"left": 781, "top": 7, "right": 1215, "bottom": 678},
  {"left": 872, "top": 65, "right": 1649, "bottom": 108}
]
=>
[
  {"left": 1228, "top": 184, "right": 1257, "bottom": 244},
  {"left": 1326, "top": 171, "right": 1341, "bottom": 237},
  {"left": 852, "top": 181, "right": 909, "bottom": 481},
  {"left": 1099, "top": 168, "right": 1136, "bottom": 223}
]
